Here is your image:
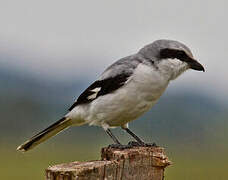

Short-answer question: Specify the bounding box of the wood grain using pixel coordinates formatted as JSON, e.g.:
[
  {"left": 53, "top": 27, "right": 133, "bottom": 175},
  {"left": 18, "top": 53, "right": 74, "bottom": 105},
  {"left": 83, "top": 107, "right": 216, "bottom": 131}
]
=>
[{"left": 46, "top": 146, "right": 171, "bottom": 180}]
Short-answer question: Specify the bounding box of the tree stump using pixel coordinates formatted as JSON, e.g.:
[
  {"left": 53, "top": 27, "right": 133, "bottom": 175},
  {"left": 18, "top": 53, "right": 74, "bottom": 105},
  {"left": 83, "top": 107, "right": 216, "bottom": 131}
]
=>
[{"left": 46, "top": 146, "right": 171, "bottom": 180}]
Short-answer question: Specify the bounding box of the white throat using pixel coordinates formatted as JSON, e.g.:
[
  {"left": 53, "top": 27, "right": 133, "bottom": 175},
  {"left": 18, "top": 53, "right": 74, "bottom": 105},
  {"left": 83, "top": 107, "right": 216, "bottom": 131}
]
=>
[{"left": 157, "top": 58, "right": 189, "bottom": 81}]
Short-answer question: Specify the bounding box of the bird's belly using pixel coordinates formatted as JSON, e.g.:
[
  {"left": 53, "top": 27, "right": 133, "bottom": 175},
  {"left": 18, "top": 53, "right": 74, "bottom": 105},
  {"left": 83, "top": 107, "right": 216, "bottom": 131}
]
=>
[
  {"left": 106, "top": 98, "right": 158, "bottom": 127},
  {"left": 85, "top": 70, "right": 168, "bottom": 127},
  {"left": 87, "top": 94, "right": 156, "bottom": 127}
]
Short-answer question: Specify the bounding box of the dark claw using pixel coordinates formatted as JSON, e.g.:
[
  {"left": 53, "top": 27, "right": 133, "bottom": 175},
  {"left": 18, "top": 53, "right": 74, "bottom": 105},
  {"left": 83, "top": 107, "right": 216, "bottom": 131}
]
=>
[
  {"left": 145, "top": 142, "right": 158, "bottom": 147},
  {"left": 127, "top": 141, "right": 158, "bottom": 147},
  {"left": 128, "top": 141, "right": 142, "bottom": 147},
  {"left": 108, "top": 142, "right": 158, "bottom": 149},
  {"left": 108, "top": 144, "right": 131, "bottom": 149}
]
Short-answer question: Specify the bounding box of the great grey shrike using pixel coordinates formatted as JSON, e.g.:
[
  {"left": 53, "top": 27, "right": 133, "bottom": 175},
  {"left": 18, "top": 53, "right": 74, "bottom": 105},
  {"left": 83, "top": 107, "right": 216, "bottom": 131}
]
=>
[{"left": 17, "top": 39, "right": 205, "bottom": 152}]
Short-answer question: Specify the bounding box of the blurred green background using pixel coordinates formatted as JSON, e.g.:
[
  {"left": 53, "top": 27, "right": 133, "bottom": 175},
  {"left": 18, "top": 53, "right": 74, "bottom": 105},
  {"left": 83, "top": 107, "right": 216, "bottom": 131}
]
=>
[
  {"left": 1, "top": 70, "right": 227, "bottom": 179},
  {"left": 0, "top": 0, "right": 228, "bottom": 179}
]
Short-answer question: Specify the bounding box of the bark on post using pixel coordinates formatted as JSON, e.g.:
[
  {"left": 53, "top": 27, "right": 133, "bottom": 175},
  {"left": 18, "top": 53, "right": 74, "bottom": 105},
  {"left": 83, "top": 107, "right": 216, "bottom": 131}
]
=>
[{"left": 46, "top": 146, "right": 171, "bottom": 180}]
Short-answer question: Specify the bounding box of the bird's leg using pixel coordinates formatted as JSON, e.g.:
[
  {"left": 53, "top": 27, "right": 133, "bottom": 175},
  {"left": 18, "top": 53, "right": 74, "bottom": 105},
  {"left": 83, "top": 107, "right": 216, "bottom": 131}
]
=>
[
  {"left": 105, "top": 128, "right": 121, "bottom": 145},
  {"left": 122, "top": 127, "right": 145, "bottom": 145},
  {"left": 122, "top": 127, "right": 157, "bottom": 147},
  {"left": 105, "top": 128, "right": 132, "bottom": 149}
]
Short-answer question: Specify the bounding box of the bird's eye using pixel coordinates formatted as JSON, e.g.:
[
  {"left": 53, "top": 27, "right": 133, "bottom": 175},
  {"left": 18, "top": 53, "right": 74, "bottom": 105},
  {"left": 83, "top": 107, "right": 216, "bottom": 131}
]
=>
[
  {"left": 160, "top": 48, "right": 173, "bottom": 59},
  {"left": 176, "top": 50, "right": 186, "bottom": 59},
  {"left": 177, "top": 51, "right": 184, "bottom": 55}
]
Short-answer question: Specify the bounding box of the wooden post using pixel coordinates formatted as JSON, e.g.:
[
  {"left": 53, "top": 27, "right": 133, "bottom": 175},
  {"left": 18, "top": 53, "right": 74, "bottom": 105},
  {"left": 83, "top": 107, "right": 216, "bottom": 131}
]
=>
[{"left": 46, "top": 146, "right": 171, "bottom": 180}]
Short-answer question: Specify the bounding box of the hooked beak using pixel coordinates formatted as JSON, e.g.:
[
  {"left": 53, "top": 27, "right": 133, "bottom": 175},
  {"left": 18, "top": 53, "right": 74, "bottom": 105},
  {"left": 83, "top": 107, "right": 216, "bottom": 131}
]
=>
[{"left": 188, "top": 59, "right": 205, "bottom": 72}]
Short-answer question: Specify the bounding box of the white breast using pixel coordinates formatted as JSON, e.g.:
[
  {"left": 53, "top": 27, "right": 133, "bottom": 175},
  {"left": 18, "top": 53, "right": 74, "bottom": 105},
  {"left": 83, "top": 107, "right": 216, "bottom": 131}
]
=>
[{"left": 129, "top": 63, "right": 169, "bottom": 101}]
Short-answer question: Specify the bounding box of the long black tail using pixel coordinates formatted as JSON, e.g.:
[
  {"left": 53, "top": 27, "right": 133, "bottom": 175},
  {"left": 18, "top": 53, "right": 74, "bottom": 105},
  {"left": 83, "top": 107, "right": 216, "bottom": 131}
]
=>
[{"left": 17, "top": 117, "right": 72, "bottom": 152}]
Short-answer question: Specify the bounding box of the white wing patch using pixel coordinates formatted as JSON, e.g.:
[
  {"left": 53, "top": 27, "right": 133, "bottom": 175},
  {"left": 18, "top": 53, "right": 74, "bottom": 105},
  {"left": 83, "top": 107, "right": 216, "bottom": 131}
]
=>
[{"left": 87, "top": 87, "right": 101, "bottom": 100}]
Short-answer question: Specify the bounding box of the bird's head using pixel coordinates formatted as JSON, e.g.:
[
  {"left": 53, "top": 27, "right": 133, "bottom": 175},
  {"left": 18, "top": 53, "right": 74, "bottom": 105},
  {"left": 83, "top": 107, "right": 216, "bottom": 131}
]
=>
[{"left": 138, "top": 39, "right": 205, "bottom": 80}]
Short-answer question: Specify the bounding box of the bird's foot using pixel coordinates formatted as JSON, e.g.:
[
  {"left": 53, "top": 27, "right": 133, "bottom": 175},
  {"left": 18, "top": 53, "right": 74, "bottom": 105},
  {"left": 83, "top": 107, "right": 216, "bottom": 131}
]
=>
[
  {"left": 108, "top": 142, "right": 158, "bottom": 149},
  {"left": 144, "top": 142, "right": 158, "bottom": 147},
  {"left": 108, "top": 143, "right": 131, "bottom": 149},
  {"left": 127, "top": 141, "right": 158, "bottom": 147}
]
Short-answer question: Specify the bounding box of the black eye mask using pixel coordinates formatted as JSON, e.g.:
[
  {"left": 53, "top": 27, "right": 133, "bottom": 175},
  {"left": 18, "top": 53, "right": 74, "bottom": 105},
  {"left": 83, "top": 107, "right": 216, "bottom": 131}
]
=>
[{"left": 160, "top": 48, "right": 192, "bottom": 62}]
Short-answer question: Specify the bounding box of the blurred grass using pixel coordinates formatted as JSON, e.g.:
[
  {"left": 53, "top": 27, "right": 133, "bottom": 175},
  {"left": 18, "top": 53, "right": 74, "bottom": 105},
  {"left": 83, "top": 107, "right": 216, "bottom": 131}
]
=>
[
  {"left": 1, "top": 114, "right": 228, "bottom": 179},
  {"left": 166, "top": 149, "right": 228, "bottom": 180},
  {"left": 1, "top": 143, "right": 99, "bottom": 180},
  {"left": 1, "top": 141, "right": 228, "bottom": 180}
]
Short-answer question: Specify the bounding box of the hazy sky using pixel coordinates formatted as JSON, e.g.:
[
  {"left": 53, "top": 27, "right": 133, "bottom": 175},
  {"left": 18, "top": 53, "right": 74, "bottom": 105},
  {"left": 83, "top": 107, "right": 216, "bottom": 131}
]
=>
[{"left": 0, "top": 0, "right": 227, "bottom": 99}]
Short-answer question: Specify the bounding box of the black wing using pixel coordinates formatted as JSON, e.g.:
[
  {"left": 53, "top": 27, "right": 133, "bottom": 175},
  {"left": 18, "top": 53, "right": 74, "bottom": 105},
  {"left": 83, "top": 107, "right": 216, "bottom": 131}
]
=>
[{"left": 68, "top": 73, "right": 130, "bottom": 111}]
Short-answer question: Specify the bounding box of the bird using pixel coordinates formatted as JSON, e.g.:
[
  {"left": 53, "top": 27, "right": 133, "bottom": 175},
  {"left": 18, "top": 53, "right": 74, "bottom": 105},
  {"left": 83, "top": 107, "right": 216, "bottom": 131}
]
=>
[{"left": 17, "top": 39, "right": 205, "bottom": 152}]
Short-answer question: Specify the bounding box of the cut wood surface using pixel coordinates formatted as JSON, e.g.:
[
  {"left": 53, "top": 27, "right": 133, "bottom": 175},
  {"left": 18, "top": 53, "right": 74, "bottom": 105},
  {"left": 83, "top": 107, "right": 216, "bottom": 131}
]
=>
[{"left": 46, "top": 146, "right": 171, "bottom": 180}]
